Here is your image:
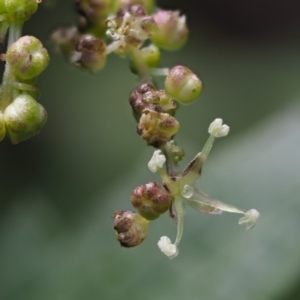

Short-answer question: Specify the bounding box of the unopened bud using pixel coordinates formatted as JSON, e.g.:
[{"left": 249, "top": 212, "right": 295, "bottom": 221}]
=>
[
  {"left": 165, "top": 65, "right": 202, "bottom": 104},
  {"left": 70, "top": 34, "right": 106, "bottom": 71},
  {"left": 129, "top": 83, "right": 157, "bottom": 119},
  {"left": 131, "top": 182, "right": 173, "bottom": 220},
  {"left": 113, "top": 210, "right": 149, "bottom": 247},
  {"left": 151, "top": 10, "right": 188, "bottom": 50},
  {"left": 5, "top": 0, "right": 38, "bottom": 22},
  {"left": 4, "top": 94, "right": 47, "bottom": 144},
  {"left": 130, "top": 44, "right": 160, "bottom": 74},
  {"left": 129, "top": 84, "right": 176, "bottom": 121},
  {"left": 6, "top": 36, "right": 49, "bottom": 80},
  {"left": 137, "top": 108, "right": 180, "bottom": 147}
]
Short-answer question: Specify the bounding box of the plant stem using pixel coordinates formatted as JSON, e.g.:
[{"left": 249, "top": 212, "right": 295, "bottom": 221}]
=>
[{"left": 0, "top": 22, "right": 23, "bottom": 111}]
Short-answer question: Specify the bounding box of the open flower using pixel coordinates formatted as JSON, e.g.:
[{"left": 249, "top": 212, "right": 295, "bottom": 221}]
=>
[{"left": 151, "top": 118, "right": 259, "bottom": 259}]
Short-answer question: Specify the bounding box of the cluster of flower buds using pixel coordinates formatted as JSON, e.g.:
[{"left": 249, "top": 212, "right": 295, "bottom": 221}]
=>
[
  {"left": 0, "top": 35, "right": 49, "bottom": 143},
  {"left": 129, "top": 65, "right": 201, "bottom": 147},
  {"left": 0, "top": 0, "right": 41, "bottom": 42},
  {"left": 48, "top": 0, "right": 261, "bottom": 259},
  {"left": 114, "top": 119, "right": 260, "bottom": 258},
  {"left": 51, "top": 0, "right": 189, "bottom": 73},
  {"left": 0, "top": 1, "right": 49, "bottom": 144}
]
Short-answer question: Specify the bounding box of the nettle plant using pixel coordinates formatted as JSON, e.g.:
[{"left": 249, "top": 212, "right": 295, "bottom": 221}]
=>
[{"left": 0, "top": 0, "right": 260, "bottom": 259}]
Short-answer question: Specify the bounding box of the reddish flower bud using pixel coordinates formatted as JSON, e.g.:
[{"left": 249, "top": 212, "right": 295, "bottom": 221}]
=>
[
  {"left": 70, "top": 34, "right": 106, "bottom": 71},
  {"left": 113, "top": 210, "right": 149, "bottom": 247},
  {"left": 131, "top": 182, "right": 174, "bottom": 220}
]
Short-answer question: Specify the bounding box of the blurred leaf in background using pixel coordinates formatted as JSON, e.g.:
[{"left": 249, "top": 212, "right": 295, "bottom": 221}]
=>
[{"left": 1, "top": 1, "right": 300, "bottom": 300}]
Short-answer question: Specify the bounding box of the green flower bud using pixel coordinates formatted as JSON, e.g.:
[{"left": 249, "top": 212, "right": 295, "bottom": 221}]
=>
[
  {"left": 111, "top": 0, "right": 155, "bottom": 14},
  {"left": 113, "top": 210, "right": 149, "bottom": 247},
  {"left": 4, "top": 94, "right": 47, "bottom": 144},
  {"left": 0, "top": 111, "right": 6, "bottom": 141},
  {"left": 6, "top": 36, "right": 49, "bottom": 80},
  {"left": 131, "top": 182, "right": 173, "bottom": 220},
  {"left": 130, "top": 44, "right": 160, "bottom": 74},
  {"left": 70, "top": 34, "right": 106, "bottom": 71},
  {"left": 137, "top": 108, "right": 180, "bottom": 147},
  {"left": 165, "top": 65, "right": 202, "bottom": 104},
  {"left": 5, "top": 0, "right": 38, "bottom": 22},
  {"left": 151, "top": 10, "right": 188, "bottom": 50}
]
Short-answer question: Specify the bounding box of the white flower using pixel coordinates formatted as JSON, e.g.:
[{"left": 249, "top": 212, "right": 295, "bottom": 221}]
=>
[
  {"left": 148, "top": 150, "right": 166, "bottom": 173},
  {"left": 208, "top": 118, "right": 230, "bottom": 138},
  {"left": 238, "top": 209, "right": 260, "bottom": 230},
  {"left": 157, "top": 236, "right": 179, "bottom": 259}
]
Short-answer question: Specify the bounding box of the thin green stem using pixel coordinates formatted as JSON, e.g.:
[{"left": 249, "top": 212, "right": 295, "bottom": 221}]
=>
[
  {"left": 199, "top": 135, "right": 215, "bottom": 164},
  {"left": 0, "top": 22, "right": 23, "bottom": 111},
  {"left": 173, "top": 197, "right": 185, "bottom": 246}
]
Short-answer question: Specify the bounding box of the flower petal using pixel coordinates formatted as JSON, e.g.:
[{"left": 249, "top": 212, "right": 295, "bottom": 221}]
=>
[
  {"left": 148, "top": 150, "right": 166, "bottom": 173},
  {"left": 157, "top": 236, "right": 178, "bottom": 259},
  {"left": 238, "top": 209, "right": 260, "bottom": 230}
]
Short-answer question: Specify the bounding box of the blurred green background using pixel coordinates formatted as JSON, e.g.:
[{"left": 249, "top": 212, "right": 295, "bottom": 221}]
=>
[{"left": 1, "top": 1, "right": 300, "bottom": 299}]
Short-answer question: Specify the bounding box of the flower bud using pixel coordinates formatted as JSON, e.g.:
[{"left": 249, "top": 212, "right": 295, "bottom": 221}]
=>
[
  {"left": 129, "top": 83, "right": 157, "bottom": 119},
  {"left": 131, "top": 182, "right": 173, "bottom": 220},
  {"left": 129, "top": 84, "right": 176, "bottom": 121},
  {"left": 70, "top": 34, "right": 106, "bottom": 71},
  {"left": 5, "top": 0, "right": 38, "bottom": 22},
  {"left": 113, "top": 210, "right": 149, "bottom": 247},
  {"left": 165, "top": 65, "right": 202, "bottom": 104},
  {"left": 6, "top": 36, "right": 49, "bottom": 80},
  {"left": 4, "top": 94, "right": 47, "bottom": 144},
  {"left": 137, "top": 108, "right": 180, "bottom": 147},
  {"left": 0, "top": 111, "right": 6, "bottom": 141},
  {"left": 151, "top": 10, "right": 188, "bottom": 50},
  {"left": 130, "top": 44, "right": 160, "bottom": 74}
]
